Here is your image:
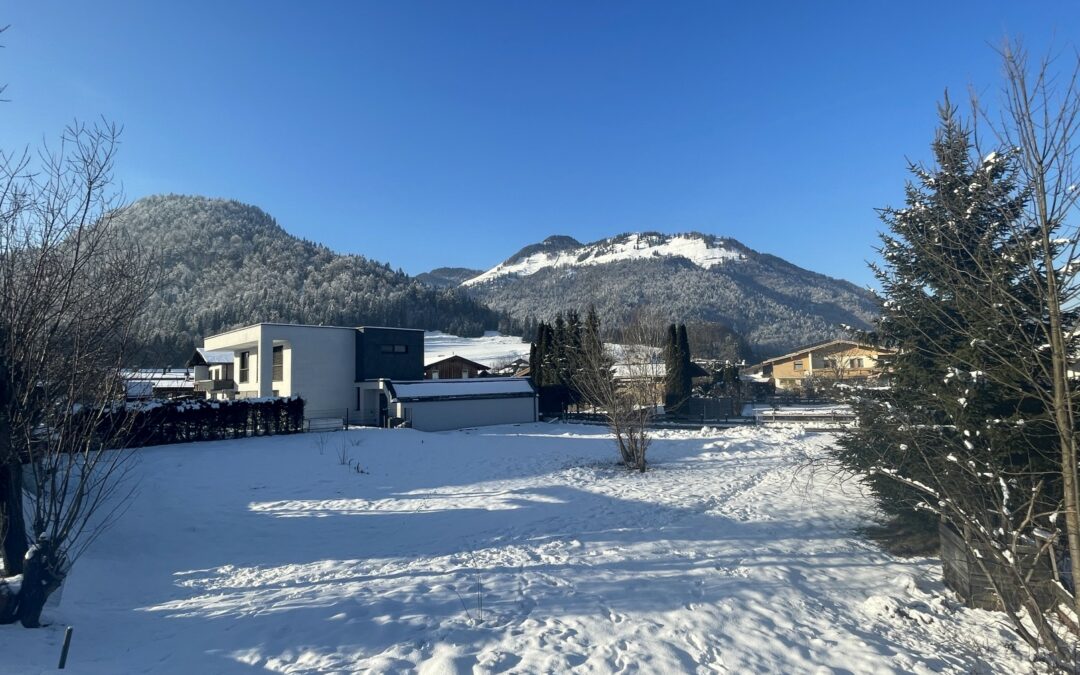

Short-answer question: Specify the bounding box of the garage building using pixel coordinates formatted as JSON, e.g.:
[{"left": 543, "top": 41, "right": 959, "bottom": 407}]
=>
[{"left": 385, "top": 378, "right": 538, "bottom": 432}]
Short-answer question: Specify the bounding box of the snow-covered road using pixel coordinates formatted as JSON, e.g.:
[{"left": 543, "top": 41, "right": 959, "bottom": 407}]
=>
[{"left": 1, "top": 424, "right": 1030, "bottom": 673}]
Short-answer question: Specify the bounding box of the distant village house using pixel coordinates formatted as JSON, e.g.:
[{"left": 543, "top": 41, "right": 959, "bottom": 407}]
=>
[
  {"left": 424, "top": 355, "right": 490, "bottom": 380},
  {"left": 747, "top": 339, "right": 895, "bottom": 391}
]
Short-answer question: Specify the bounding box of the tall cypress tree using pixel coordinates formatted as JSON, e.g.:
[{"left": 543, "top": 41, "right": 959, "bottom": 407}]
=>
[
  {"left": 663, "top": 324, "right": 680, "bottom": 413},
  {"left": 677, "top": 323, "right": 693, "bottom": 412},
  {"left": 579, "top": 305, "right": 609, "bottom": 408},
  {"left": 530, "top": 322, "right": 551, "bottom": 387},
  {"left": 565, "top": 310, "right": 583, "bottom": 405},
  {"left": 553, "top": 314, "right": 568, "bottom": 387}
]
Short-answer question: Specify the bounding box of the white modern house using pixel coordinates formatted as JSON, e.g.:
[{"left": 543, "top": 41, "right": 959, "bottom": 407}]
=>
[{"left": 194, "top": 322, "right": 538, "bottom": 431}]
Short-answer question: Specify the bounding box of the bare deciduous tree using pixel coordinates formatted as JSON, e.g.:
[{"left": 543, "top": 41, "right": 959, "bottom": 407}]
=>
[
  {"left": 574, "top": 318, "right": 665, "bottom": 472},
  {"left": 0, "top": 120, "right": 156, "bottom": 626},
  {"left": 980, "top": 42, "right": 1080, "bottom": 630}
]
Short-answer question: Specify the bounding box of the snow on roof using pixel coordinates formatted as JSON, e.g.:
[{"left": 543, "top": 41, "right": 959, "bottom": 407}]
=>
[
  {"left": 612, "top": 361, "right": 709, "bottom": 379},
  {"left": 123, "top": 368, "right": 193, "bottom": 383},
  {"left": 125, "top": 381, "right": 153, "bottom": 398},
  {"left": 389, "top": 378, "right": 535, "bottom": 401},
  {"left": 612, "top": 363, "right": 664, "bottom": 379},
  {"left": 196, "top": 348, "right": 234, "bottom": 365}
]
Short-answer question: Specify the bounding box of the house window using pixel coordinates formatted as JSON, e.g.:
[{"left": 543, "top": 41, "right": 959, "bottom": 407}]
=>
[
  {"left": 850, "top": 358, "right": 865, "bottom": 368},
  {"left": 239, "top": 351, "right": 250, "bottom": 383},
  {"left": 380, "top": 344, "right": 409, "bottom": 354},
  {"left": 272, "top": 345, "right": 284, "bottom": 381},
  {"left": 793, "top": 360, "right": 803, "bottom": 371},
  {"left": 823, "top": 358, "right": 837, "bottom": 369}
]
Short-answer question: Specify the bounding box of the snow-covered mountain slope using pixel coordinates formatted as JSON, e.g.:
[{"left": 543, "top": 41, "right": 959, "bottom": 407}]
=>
[
  {"left": 457, "top": 231, "right": 878, "bottom": 358},
  {"left": 463, "top": 232, "right": 746, "bottom": 286}
]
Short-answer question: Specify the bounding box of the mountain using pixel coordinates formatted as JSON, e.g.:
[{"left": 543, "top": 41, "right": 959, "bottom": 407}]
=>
[
  {"left": 118, "top": 195, "right": 500, "bottom": 364},
  {"left": 457, "top": 232, "right": 878, "bottom": 358},
  {"left": 415, "top": 267, "right": 483, "bottom": 288}
]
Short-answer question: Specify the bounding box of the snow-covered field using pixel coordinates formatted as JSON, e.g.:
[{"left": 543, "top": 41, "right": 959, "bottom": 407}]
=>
[
  {"left": 1, "top": 424, "right": 1032, "bottom": 674},
  {"left": 424, "top": 332, "right": 530, "bottom": 368}
]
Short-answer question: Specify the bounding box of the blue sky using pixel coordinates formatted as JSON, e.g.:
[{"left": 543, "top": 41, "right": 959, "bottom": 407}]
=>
[{"left": 3, "top": 2, "right": 1077, "bottom": 287}]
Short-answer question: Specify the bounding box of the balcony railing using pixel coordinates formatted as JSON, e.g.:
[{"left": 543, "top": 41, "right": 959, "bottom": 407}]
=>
[
  {"left": 808, "top": 368, "right": 881, "bottom": 380},
  {"left": 195, "top": 379, "right": 236, "bottom": 393}
]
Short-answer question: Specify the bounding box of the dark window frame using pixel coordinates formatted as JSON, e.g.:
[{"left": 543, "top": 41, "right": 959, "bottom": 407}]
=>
[
  {"left": 272, "top": 345, "right": 284, "bottom": 382},
  {"left": 239, "top": 351, "right": 249, "bottom": 383}
]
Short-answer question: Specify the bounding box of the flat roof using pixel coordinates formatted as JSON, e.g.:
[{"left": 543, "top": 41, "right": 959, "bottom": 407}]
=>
[
  {"left": 204, "top": 322, "right": 425, "bottom": 340},
  {"left": 388, "top": 378, "right": 535, "bottom": 402}
]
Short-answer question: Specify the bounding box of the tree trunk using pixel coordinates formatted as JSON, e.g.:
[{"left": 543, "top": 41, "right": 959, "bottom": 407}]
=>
[
  {"left": 16, "top": 542, "right": 62, "bottom": 628},
  {"left": 1033, "top": 170, "right": 1080, "bottom": 619},
  {"left": 0, "top": 460, "right": 28, "bottom": 576},
  {"left": 0, "top": 576, "right": 17, "bottom": 624}
]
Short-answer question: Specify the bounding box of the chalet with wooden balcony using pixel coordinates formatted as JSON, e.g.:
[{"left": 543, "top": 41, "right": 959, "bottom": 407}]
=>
[{"left": 747, "top": 339, "right": 896, "bottom": 391}]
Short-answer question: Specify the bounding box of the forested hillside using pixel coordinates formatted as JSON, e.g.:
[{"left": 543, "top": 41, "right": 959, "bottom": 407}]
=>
[
  {"left": 414, "top": 267, "right": 483, "bottom": 288},
  {"left": 120, "top": 195, "right": 500, "bottom": 364}
]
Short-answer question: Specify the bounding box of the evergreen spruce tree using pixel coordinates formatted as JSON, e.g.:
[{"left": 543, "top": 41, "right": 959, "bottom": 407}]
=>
[{"left": 836, "top": 101, "right": 1056, "bottom": 538}]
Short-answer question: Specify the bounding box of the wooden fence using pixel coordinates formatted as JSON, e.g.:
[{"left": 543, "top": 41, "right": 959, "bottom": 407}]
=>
[{"left": 939, "top": 520, "right": 1058, "bottom": 613}]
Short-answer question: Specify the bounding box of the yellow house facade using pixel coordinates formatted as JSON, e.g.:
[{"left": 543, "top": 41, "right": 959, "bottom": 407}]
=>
[{"left": 750, "top": 339, "right": 895, "bottom": 391}]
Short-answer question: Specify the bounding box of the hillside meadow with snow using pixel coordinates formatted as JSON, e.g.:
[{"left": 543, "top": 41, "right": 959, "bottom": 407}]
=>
[
  {"left": 0, "top": 423, "right": 1034, "bottom": 674},
  {"left": 423, "top": 331, "right": 531, "bottom": 368}
]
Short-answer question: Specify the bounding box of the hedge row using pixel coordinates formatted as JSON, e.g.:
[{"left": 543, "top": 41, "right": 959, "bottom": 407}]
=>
[{"left": 92, "top": 396, "right": 305, "bottom": 448}]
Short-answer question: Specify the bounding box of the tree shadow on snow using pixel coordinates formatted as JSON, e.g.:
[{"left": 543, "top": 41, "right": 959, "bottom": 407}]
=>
[{"left": 125, "top": 483, "right": 1002, "bottom": 674}]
